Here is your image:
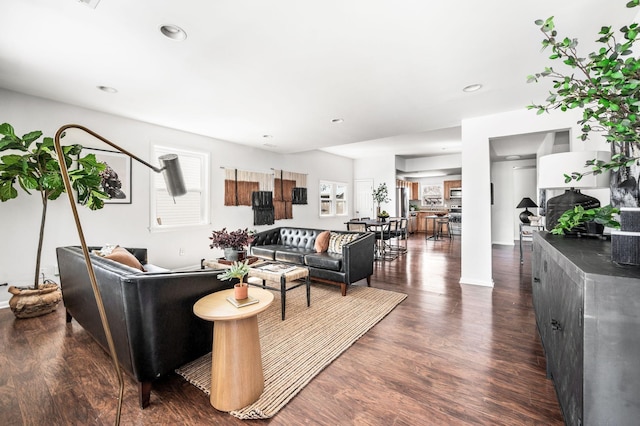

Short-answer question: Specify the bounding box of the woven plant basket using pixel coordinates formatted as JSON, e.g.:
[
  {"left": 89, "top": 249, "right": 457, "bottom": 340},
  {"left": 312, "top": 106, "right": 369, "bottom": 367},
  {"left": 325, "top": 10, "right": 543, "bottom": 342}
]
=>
[{"left": 8, "top": 282, "right": 62, "bottom": 319}]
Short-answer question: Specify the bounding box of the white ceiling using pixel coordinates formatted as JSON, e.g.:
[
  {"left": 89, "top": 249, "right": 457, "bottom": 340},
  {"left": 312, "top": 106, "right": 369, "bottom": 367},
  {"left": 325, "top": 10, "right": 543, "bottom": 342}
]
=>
[{"left": 0, "top": 0, "right": 634, "bottom": 161}]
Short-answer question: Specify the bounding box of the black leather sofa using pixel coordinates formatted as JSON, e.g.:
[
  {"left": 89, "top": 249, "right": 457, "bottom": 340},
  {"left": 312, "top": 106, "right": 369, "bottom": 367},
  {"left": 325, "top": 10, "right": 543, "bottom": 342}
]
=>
[
  {"left": 56, "top": 246, "right": 232, "bottom": 408},
  {"left": 249, "top": 227, "right": 375, "bottom": 296}
]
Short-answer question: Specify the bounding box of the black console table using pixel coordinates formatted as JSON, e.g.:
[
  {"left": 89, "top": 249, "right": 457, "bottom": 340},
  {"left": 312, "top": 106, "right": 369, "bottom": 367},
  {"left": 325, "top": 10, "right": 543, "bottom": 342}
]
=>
[{"left": 532, "top": 232, "right": 640, "bottom": 425}]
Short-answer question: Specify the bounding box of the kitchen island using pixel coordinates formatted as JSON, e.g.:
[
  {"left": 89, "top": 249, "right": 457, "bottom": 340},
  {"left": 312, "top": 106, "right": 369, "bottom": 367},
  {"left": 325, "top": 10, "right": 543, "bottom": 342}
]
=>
[{"left": 416, "top": 210, "right": 448, "bottom": 234}]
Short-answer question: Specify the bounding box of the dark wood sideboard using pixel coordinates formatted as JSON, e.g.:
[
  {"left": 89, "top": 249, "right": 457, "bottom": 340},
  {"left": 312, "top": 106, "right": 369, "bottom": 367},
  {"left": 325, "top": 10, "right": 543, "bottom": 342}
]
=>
[{"left": 532, "top": 232, "right": 640, "bottom": 426}]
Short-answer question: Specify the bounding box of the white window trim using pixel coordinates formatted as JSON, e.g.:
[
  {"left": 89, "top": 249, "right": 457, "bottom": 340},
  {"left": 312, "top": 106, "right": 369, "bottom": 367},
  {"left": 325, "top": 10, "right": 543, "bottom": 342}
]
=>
[{"left": 149, "top": 145, "right": 210, "bottom": 232}]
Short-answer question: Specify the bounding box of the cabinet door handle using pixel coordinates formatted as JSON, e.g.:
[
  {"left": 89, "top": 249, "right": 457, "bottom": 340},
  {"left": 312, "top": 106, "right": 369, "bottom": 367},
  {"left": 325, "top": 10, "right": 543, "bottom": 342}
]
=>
[
  {"left": 533, "top": 277, "right": 540, "bottom": 283},
  {"left": 551, "top": 319, "right": 562, "bottom": 332}
]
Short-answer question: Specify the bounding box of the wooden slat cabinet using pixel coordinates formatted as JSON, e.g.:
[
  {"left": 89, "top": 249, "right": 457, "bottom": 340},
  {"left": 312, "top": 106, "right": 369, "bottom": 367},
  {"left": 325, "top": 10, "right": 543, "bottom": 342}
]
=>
[
  {"left": 408, "top": 215, "right": 418, "bottom": 233},
  {"left": 416, "top": 212, "right": 428, "bottom": 232},
  {"left": 532, "top": 232, "right": 640, "bottom": 425},
  {"left": 411, "top": 182, "right": 419, "bottom": 200},
  {"left": 443, "top": 180, "right": 462, "bottom": 200}
]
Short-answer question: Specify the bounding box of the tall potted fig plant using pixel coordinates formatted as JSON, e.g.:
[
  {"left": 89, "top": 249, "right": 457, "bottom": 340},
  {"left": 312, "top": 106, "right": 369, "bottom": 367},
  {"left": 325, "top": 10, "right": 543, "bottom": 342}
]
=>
[{"left": 0, "top": 123, "right": 108, "bottom": 318}]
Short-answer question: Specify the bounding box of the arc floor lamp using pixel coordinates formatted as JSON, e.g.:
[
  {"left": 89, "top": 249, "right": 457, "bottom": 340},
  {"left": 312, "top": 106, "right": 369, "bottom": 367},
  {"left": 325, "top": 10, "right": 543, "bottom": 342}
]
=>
[{"left": 53, "top": 124, "right": 186, "bottom": 426}]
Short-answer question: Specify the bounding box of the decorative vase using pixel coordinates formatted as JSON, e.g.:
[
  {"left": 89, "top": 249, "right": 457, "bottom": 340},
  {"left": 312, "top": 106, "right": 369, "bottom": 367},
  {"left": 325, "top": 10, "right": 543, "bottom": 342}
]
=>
[
  {"left": 234, "top": 282, "right": 248, "bottom": 300},
  {"left": 8, "top": 282, "right": 62, "bottom": 319},
  {"left": 224, "top": 248, "right": 247, "bottom": 261},
  {"left": 545, "top": 188, "right": 600, "bottom": 231}
]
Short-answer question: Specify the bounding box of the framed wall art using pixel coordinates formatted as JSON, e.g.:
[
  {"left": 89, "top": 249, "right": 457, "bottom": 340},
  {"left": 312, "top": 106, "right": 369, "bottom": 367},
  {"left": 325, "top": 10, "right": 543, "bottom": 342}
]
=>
[
  {"left": 82, "top": 147, "right": 132, "bottom": 204},
  {"left": 421, "top": 184, "right": 443, "bottom": 207}
]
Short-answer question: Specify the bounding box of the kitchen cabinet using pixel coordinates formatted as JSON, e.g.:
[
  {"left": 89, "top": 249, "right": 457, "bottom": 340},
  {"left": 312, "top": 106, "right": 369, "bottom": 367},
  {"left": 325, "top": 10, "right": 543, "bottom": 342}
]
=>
[
  {"left": 408, "top": 215, "right": 417, "bottom": 233},
  {"left": 411, "top": 182, "right": 419, "bottom": 200},
  {"left": 532, "top": 232, "right": 640, "bottom": 425},
  {"left": 443, "top": 179, "right": 462, "bottom": 200},
  {"left": 397, "top": 179, "right": 420, "bottom": 201},
  {"left": 416, "top": 211, "right": 448, "bottom": 233}
]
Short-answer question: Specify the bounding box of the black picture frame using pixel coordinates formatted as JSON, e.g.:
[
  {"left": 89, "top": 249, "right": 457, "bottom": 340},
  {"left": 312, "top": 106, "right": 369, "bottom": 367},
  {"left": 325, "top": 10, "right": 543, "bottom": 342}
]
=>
[{"left": 81, "top": 147, "right": 132, "bottom": 204}]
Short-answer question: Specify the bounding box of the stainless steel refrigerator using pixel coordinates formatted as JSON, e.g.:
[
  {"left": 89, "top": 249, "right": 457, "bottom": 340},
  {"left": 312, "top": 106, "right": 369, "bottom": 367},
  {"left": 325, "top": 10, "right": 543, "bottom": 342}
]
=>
[{"left": 396, "top": 187, "right": 408, "bottom": 217}]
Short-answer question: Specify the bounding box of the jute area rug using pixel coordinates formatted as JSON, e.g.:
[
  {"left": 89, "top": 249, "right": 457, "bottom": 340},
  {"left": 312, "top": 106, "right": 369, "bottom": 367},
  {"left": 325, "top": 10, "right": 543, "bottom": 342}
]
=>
[{"left": 175, "top": 283, "right": 406, "bottom": 420}]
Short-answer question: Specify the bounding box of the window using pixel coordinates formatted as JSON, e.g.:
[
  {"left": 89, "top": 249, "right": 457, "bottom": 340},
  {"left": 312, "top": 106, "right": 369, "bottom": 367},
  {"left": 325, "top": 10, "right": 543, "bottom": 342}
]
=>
[
  {"left": 319, "top": 181, "right": 348, "bottom": 217},
  {"left": 151, "top": 146, "right": 209, "bottom": 229}
]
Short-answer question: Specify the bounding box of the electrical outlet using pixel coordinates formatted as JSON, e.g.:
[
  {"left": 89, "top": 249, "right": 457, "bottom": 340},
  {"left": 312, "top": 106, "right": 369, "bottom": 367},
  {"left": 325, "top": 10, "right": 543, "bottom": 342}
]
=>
[{"left": 179, "top": 248, "right": 185, "bottom": 256}]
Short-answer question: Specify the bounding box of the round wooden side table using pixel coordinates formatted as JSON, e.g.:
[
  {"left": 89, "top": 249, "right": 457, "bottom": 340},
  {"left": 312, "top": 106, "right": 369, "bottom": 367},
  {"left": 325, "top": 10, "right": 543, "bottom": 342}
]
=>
[{"left": 193, "top": 287, "right": 274, "bottom": 411}]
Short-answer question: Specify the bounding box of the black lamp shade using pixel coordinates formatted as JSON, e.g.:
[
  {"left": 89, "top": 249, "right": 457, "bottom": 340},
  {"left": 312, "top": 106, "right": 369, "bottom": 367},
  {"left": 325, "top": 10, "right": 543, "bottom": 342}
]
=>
[
  {"left": 516, "top": 197, "right": 538, "bottom": 209},
  {"left": 517, "top": 197, "right": 538, "bottom": 224}
]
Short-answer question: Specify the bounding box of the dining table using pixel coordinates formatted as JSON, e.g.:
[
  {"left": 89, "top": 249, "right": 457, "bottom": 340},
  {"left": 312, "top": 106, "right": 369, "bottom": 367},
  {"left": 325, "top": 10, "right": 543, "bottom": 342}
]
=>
[{"left": 345, "top": 219, "right": 397, "bottom": 261}]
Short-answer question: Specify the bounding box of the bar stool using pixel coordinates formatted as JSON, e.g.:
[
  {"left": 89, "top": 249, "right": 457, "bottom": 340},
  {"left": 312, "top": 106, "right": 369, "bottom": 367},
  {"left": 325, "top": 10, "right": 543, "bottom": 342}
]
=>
[{"left": 435, "top": 217, "right": 452, "bottom": 239}]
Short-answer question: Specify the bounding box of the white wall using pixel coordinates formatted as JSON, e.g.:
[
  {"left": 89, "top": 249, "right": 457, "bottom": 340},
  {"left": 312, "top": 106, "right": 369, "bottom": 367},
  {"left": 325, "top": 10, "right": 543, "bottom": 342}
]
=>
[
  {"left": 400, "top": 153, "right": 461, "bottom": 172},
  {"left": 0, "top": 89, "right": 353, "bottom": 306},
  {"left": 354, "top": 156, "right": 396, "bottom": 215},
  {"left": 491, "top": 159, "right": 537, "bottom": 245},
  {"left": 461, "top": 107, "right": 606, "bottom": 287}
]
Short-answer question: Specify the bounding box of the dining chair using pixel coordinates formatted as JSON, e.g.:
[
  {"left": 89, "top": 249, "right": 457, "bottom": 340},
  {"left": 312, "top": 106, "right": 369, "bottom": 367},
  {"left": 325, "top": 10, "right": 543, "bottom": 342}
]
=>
[
  {"left": 347, "top": 222, "right": 366, "bottom": 232},
  {"left": 388, "top": 217, "right": 408, "bottom": 253},
  {"left": 370, "top": 220, "right": 397, "bottom": 261},
  {"left": 435, "top": 216, "right": 452, "bottom": 239}
]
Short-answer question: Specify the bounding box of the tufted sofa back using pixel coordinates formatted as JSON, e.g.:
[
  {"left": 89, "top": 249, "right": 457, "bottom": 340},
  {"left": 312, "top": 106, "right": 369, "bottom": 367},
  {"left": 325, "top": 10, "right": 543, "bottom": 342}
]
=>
[{"left": 279, "top": 228, "right": 323, "bottom": 250}]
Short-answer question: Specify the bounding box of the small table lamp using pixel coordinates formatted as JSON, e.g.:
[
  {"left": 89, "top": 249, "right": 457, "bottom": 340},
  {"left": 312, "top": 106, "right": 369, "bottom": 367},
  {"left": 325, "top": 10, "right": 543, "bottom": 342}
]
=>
[{"left": 517, "top": 197, "right": 538, "bottom": 224}]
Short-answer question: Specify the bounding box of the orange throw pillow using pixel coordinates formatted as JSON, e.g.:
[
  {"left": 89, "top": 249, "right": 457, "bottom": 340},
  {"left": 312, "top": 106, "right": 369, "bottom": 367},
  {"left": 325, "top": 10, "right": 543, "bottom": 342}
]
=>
[
  {"left": 314, "top": 230, "right": 331, "bottom": 253},
  {"left": 105, "top": 246, "right": 144, "bottom": 271}
]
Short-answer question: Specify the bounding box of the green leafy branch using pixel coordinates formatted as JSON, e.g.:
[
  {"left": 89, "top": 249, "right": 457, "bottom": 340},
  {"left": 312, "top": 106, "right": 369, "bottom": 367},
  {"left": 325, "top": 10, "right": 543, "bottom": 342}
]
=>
[
  {"left": 551, "top": 204, "right": 620, "bottom": 235},
  {"left": 527, "top": 1, "right": 640, "bottom": 182}
]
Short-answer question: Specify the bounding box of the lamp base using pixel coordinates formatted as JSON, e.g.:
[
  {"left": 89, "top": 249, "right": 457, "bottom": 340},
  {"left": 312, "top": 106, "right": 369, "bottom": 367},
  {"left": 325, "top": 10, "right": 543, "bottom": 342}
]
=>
[{"left": 519, "top": 209, "right": 533, "bottom": 224}]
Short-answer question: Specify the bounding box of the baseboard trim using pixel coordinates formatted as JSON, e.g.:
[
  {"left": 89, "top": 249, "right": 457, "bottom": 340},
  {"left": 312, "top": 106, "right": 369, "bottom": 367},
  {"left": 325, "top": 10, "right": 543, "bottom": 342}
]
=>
[
  {"left": 0, "top": 301, "right": 10, "bottom": 310},
  {"left": 459, "top": 277, "right": 494, "bottom": 287}
]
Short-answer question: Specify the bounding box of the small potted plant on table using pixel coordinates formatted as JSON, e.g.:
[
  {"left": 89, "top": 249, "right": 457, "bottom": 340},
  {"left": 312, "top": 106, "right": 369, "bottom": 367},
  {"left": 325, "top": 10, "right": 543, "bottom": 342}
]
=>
[
  {"left": 217, "top": 260, "right": 251, "bottom": 300},
  {"left": 209, "top": 227, "right": 255, "bottom": 261},
  {"left": 551, "top": 205, "right": 620, "bottom": 237},
  {"left": 372, "top": 182, "right": 391, "bottom": 218}
]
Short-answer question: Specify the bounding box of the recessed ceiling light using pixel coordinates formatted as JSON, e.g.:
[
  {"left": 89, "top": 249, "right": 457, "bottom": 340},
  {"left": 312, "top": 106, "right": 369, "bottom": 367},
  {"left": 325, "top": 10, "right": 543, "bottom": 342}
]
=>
[
  {"left": 97, "top": 86, "right": 117, "bottom": 94},
  {"left": 160, "top": 25, "right": 187, "bottom": 41},
  {"left": 462, "top": 84, "right": 483, "bottom": 93},
  {"left": 331, "top": 118, "right": 344, "bottom": 123},
  {"left": 505, "top": 155, "right": 521, "bottom": 160}
]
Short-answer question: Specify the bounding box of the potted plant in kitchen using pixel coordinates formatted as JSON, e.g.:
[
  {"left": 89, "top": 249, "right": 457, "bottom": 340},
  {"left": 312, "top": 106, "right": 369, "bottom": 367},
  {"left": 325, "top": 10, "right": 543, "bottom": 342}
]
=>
[
  {"left": 0, "top": 123, "right": 108, "bottom": 318},
  {"left": 551, "top": 205, "right": 620, "bottom": 236},
  {"left": 217, "top": 260, "right": 251, "bottom": 300},
  {"left": 209, "top": 227, "right": 255, "bottom": 261},
  {"left": 372, "top": 182, "right": 391, "bottom": 218}
]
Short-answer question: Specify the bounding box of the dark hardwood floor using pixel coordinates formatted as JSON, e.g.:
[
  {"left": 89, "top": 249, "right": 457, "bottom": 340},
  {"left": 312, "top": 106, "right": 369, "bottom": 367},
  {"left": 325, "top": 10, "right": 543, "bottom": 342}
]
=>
[{"left": 0, "top": 234, "right": 564, "bottom": 425}]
